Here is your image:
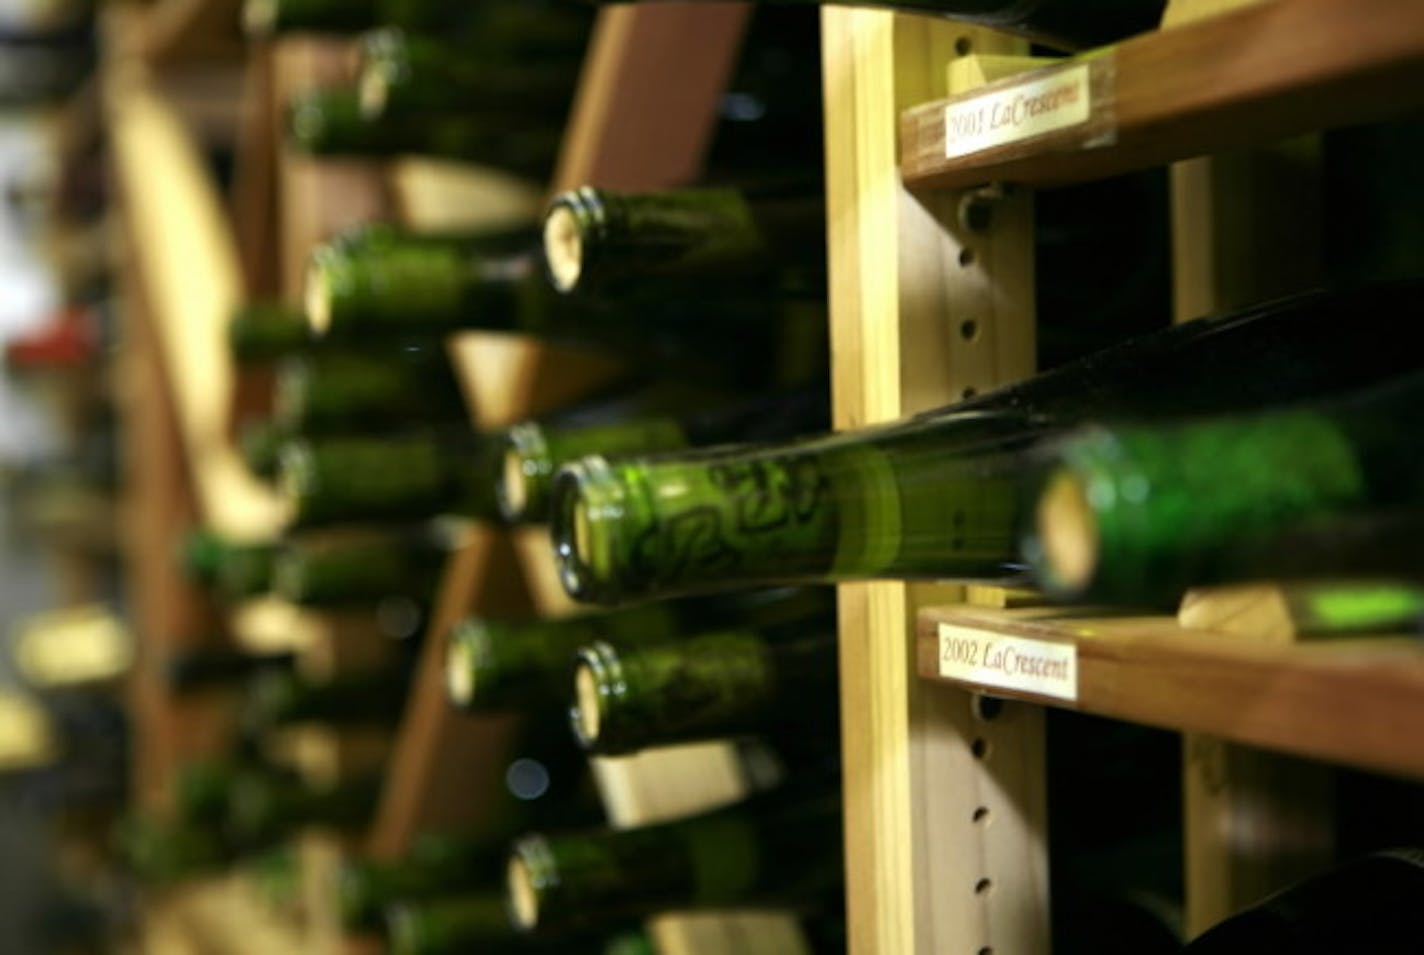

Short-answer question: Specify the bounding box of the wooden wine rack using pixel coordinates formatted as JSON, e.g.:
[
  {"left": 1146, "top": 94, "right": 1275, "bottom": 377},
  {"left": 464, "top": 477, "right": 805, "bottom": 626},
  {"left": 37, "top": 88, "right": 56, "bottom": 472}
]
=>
[{"left": 108, "top": 0, "right": 1424, "bottom": 951}]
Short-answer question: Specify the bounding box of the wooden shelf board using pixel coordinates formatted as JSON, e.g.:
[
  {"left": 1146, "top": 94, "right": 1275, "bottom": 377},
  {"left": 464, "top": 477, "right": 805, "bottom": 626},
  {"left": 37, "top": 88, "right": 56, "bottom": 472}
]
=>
[
  {"left": 916, "top": 604, "right": 1424, "bottom": 780},
  {"left": 900, "top": 0, "right": 1424, "bottom": 191}
]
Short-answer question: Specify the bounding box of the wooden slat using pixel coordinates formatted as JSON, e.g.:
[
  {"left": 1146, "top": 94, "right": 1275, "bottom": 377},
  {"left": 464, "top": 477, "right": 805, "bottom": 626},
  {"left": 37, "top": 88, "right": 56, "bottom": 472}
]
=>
[
  {"left": 106, "top": 62, "right": 290, "bottom": 540},
  {"left": 824, "top": 12, "right": 1043, "bottom": 955},
  {"left": 552, "top": 3, "right": 750, "bottom": 193},
  {"left": 915, "top": 606, "right": 1424, "bottom": 780},
  {"left": 365, "top": 527, "right": 531, "bottom": 858},
  {"left": 900, "top": 0, "right": 1424, "bottom": 191}
]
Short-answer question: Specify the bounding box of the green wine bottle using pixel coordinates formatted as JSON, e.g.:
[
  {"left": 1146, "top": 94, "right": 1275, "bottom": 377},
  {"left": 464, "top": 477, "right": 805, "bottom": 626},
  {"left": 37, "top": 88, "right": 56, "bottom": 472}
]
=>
[
  {"left": 336, "top": 834, "right": 504, "bottom": 930},
  {"left": 164, "top": 647, "right": 297, "bottom": 695},
  {"left": 550, "top": 281, "right": 1424, "bottom": 603},
  {"left": 507, "top": 784, "right": 843, "bottom": 933},
  {"left": 445, "top": 586, "right": 833, "bottom": 711},
  {"left": 543, "top": 183, "right": 825, "bottom": 297},
  {"left": 287, "top": 86, "right": 562, "bottom": 175},
  {"left": 386, "top": 892, "right": 613, "bottom": 954},
  {"left": 304, "top": 229, "right": 826, "bottom": 388},
  {"left": 496, "top": 385, "right": 828, "bottom": 522},
  {"left": 228, "top": 303, "right": 311, "bottom": 366},
  {"left": 357, "top": 29, "right": 580, "bottom": 120},
  {"left": 1029, "top": 371, "right": 1424, "bottom": 604},
  {"left": 243, "top": 666, "right": 408, "bottom": 733},
  {"left": 116, "top": 814, "right": 230, "bottom": 884},
  {"left": 580, "top": 0, "right": 1164, "bottom": 50},
  {"left": 571, "top": 624, "right": 837, "bottom": 756},
  {"left": 1183, "top": 849, "right": 1424, "bottom": 954},
  {"left": 279, "top": 432, "right": 499, "bottom": 528},
  {"left": 273, "top": 345, "right": 466, "bottom": 433},
  {"left": 242, "top": 0, "right": 378, "bottom": 37},
  {"left": 179, "top": 528, "right": 278, "bottom": 602},
  {"left": 239, "top": 418, "right": 286, "bottom": 481},
  {"left": 273, "top": 527, "right": 449, "bottom": 607},
  {"left": 228, "top": 770, "right": 381, "bottom": 848}
]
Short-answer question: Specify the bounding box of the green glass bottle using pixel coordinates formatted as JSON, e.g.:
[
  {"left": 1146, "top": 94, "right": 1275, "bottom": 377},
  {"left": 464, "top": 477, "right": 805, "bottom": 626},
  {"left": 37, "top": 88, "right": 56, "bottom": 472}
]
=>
[
  {"left": 164, "top": 647, "right": 297, "bottom": 695},
  {"left": 273, "top": 344, "right": 466, "bottom": 433},
  {"left": 571, "top": 624, "right": 837, "bottom": 757},
  {"left": 543, "top": 183, "right": 825, "bottom": 297},
  {"left": 506, "top": 784, "right": 842, "bottom": 933},
  {"left": 273, "top": 527, "right": 449, "bottom": 607},
  {"left": 304, "top": 229, "right": 825, "bottom": 389},
  {"left": 357, "top": 29, "right": 580, "bottom": 120},
  {"left": 1029, "top": 371, "right": 1424, "bottom": 604},
  {"left": 242, "top": 0, "right": 378, "bottom": 36},
  {"left": 287, "top": 86, "right": 562, "bottom": 176},
  {"left": 228, "top": 303, "right": 311, "bottom": 365},
  {"left": 385, "top": 892, "right": 612, "bottom": 954},
  {"left": 239, "top": 417, "right": 287, "bottom": 481},
  {"left": 582, "top": 0, "right": 1163, "bottom": 50},
  {"left": 336, "top": 834, "right": 504, "bottom": 931},
  {"left": 228, "top": 771, "right": 382, "bottom": 848},
  {"left": 278, "top": 432, "right": 499, "bottom": 528},
  {"left": 116, "top": 814, "right": 230, "bottom": 885},
  {"left": 445, "top": 587, "right": 833, "bottom": 711},
  {"left": 179, "top": 528, "right": 278, "bottom": 602},
  {"left": 1183, "top": 849, "right": 1424, "bottom": 954},
  {"left": 243, "top": 666, "right": 408, "bottom": 733},
  {"left": 550, "top": 281, "right": 1424, "bottom": 603},
  {"left": 496, "top": 385, "right": 827, "bottom": 523}
]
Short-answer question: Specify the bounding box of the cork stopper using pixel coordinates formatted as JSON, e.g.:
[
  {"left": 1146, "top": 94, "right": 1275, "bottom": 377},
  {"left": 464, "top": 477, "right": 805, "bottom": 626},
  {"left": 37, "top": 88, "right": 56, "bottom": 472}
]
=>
[
  {"left": 543, "top": 205, "right": 582, "bottom": 293},
  {"left": 444, "top": 634, "right": 475, "bottom": 707},
  {"left": 358, "top": 68, "right": 389, "bottom": 118},
  {"left": 572, "top": 497, "right": 594, "bottom": 567},
  {"left": 304, "top": 262, "right": 332, "bottom": 335},
  {"left": 501, "top": 448, "right": 530, "bottom": 518},
  {"left": 1036, "top": 469, "right": 1099, "bottom": 594},
  {"left": 507, "top": 854, "right": 539, "bottom": 930},
  {"left": 572, "top": 661, "right": 601, "bottom": 744},
  {"left": 242, "top": 0, "right": 278, "bottom": 36}
]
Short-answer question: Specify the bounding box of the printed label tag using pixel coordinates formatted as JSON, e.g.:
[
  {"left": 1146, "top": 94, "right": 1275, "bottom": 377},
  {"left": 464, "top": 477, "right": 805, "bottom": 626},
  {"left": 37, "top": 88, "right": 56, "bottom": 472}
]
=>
[
  {"left": 937, "top": 623, "right": 1078, "bottom": 702},
  {"left": 943, "top": 63, "right": 1092, "bottom": 159}
]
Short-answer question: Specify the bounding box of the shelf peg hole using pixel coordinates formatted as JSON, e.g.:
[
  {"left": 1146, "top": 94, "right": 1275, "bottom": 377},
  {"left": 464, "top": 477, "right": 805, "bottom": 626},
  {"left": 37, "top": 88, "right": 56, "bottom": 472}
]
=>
[
  {"left": 972, "top": 806, "right": 990, "bottom": 824},
  {"left": 972, "top": 694, "right": 1004, "bottom": 721},
  {"left": 959, "top": 247, "right": 976, "bottom": 267},
  {"left": 955, "top": 36, "right": 973, "bottom": 56},
  {"left": 971, "top": 737, "right": 991, "bottom": 760},
  {"left": 975, "top": 878, "right": 994, "bottom": 896},
  {"left": 962, "top": 387, "right": 978, "bottom": 400},
  {"left": 979, "top": 948, "right": 994, "bottom": 955}
]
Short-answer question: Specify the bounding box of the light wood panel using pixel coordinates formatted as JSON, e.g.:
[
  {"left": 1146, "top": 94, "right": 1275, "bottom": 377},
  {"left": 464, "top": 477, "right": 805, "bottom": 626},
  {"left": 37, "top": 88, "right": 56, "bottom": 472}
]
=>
[
  {"left": 823, "top": 12, "right": 1042, "bottom": 954},
  {"left": 106, "top": 61, "right": 289, "bottom": 540},
  {"left": 900, "top": 0, "right": 1424, "bottom": 191}
]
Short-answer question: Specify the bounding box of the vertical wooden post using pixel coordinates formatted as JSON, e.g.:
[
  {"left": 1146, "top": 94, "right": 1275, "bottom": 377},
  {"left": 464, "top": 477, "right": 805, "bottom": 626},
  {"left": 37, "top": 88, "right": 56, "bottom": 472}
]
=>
[{"left": 823, "top": 12, "right": 1043, "bottom": 953}]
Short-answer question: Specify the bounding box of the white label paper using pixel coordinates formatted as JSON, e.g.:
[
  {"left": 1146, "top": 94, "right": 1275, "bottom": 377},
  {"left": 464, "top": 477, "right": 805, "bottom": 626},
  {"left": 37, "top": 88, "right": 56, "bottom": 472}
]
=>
[
  {"left": 937, "top": 622, "right": 1078, "bottom": 702},
  {"left": 943, "top": 63, "right": 1092, "bottom": 159}
]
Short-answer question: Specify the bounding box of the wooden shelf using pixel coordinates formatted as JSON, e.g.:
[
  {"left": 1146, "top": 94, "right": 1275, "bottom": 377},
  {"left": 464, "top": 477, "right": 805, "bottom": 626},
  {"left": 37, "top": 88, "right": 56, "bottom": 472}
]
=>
[
  {"left": 916, "top": 604, "right": 1424, "bottom": 780},
  {"left": 900, "top": 0, "right": 1424, "bottom": 191}
]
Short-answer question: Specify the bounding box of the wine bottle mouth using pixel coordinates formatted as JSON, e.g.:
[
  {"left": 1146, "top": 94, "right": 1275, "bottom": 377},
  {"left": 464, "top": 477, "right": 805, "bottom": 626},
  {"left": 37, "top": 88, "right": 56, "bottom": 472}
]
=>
[
  {"left": 571, "top": 659, "right": 602, "bottom": 747},
  {"left": 304, "top": 261, "right": 333, "bottom": 336},
  {"left": 543, "top": 204, "right": 583, "bottom": 293},
  {"left": 444, "top": 626, "right": 477, "bottom": 707},
  {"left": 1035, "top": 468, "right": 1100, "bottom": 595},
  {"left": 357, "top": 67, "right": 390, "bottom": 119},
  {"left": 550, "top": 455, "right": 627, "bottom": 605},
  {"left": 506, "top": 850, "right": 541, "bottom": 930},
  {"left": 499, "top": 447, "right": 531, "bottom": 520},
  {"left": 241, "top": 0, "right": 277, "bottom": 36}
]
